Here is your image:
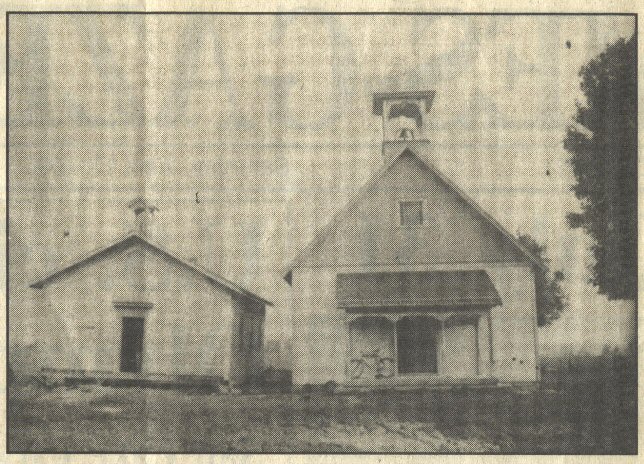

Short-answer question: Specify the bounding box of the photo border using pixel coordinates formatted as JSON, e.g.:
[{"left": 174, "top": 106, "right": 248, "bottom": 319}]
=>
[{"left": 3, "top": 8, "right": 640, "bottom": 461}]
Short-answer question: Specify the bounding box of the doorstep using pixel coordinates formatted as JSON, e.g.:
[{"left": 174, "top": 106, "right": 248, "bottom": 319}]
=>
[
  {"left": 341, "top": 374, "right": 499, "bottom": 391},
  {"left": 39, "top": 367, "right": 224, "bottom": 389}
]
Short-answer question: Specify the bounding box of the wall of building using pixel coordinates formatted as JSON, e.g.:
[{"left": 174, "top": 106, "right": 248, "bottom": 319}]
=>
[
  {"left": 487, "top": 266, "right": 539, "bottom": 382},
  {"left": 289, "top": 263, "right": 537, "bottom": 385},
  {"left": 31, "top": 242, "right": 236, "bottom": 379},
  {"left": 441, "top": 320, "right": 479, "bottom": 376}
]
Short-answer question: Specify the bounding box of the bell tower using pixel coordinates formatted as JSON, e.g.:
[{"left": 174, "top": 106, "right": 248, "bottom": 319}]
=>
[{"left": 373, "top": 90, "right": 435, "bottom": 163}]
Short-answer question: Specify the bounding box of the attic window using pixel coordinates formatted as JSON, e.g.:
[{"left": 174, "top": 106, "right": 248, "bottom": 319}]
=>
[{"left": 400, "top": 201, "right": 423, "bottom": 227}]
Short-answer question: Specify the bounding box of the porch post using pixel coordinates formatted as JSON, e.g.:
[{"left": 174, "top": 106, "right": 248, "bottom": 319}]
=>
[
  {"left": 475, "top": 316, "right": 480, "bottom": 375},
  {"left": 392, "top": 318, "right": 398, "bottom": 376},
  {"left": 439, "top": 318, "right": 445, "bottom": 375},
  {"left": 487, "top": 310, "right": 494, "bottom": 372},
  {"left": 344, "top": 313, "right": 351, "bottom": 378}
]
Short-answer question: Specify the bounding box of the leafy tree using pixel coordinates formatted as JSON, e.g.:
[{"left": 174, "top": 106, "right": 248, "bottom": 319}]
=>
[
  {"left": 517, "top": 233, "right": 567, "bottom": 326},
  {"left": 564, "top": 35, "right": 637, "bottom": 300}
]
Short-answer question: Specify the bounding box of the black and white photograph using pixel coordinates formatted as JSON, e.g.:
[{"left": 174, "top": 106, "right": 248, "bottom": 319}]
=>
[{"left": 5, "top": 10, "right": 638, "bottom": 455}]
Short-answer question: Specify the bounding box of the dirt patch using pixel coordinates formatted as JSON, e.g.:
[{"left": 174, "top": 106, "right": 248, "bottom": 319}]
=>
[{"left": 7, "top": 374, "right": 637, "bottom": 453}]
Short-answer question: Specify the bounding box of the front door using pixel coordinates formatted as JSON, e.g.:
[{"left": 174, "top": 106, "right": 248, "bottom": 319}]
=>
[
  {"left": 397, "top": 317, "right": 439, "bottom": 374},
  {"left": 120, "top": 317, "right": 144, "bottom": 373}
]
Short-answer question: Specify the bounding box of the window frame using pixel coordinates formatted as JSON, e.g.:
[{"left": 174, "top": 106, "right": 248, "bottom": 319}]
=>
[{"left": 398, "top": 199, "right": 426, "bottom": 228}]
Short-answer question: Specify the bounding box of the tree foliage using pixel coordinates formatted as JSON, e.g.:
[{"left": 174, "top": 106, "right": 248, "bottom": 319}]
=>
[
  {"left": 564, "top": 35, "right": 637, "bottom": 300},
  {"left": 517, "top": 233, "right": 567, "bottom": 327}
]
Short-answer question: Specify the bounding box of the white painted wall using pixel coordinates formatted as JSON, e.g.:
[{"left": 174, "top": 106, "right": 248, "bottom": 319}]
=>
[
  {"left": 487, "top": 266, "right": 539, "bottom": 382},
  {"left": 442, "top": 322, "right": 478, "bottom": 376},
  {"left": 31, "top": 243, "right": 239, "bottom": 379}
]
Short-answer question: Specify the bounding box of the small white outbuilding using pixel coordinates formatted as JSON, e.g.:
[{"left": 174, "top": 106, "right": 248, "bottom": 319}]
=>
[{"left": 30, "top": 198, "right": 271, "bottom": 386}]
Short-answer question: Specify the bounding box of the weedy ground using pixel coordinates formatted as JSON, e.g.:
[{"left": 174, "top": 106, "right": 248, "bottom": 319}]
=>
[{"left": 8, "top": 351, "right": 637, "bottom": 453}]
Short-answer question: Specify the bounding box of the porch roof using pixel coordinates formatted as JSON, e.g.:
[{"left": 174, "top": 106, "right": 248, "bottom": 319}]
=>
[{"left": 336, "top": 270, "right": 501, "bottom": 308}]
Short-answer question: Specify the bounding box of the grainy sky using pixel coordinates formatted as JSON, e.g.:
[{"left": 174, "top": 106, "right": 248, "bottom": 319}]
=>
[{"left": 9, "top": 14, "right": 636, "bottom": 354}]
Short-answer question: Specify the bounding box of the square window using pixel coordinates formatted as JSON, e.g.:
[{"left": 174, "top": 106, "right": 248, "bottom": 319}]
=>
[{"left": 400, "top": 201, "right": 423, "bottom": 226}]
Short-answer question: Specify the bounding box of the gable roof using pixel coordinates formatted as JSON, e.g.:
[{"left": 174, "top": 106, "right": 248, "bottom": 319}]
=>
[
  {"left": 284, "top": 148, "right": 546, "bottom": 276},
  {"left": 30, "top": 231, "right": 272, "bottom": 306}
]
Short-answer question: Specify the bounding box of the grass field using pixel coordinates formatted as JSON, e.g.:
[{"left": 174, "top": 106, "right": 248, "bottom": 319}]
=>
[{"left": 8, "top": 350, "right": 637, "bottom": 453}]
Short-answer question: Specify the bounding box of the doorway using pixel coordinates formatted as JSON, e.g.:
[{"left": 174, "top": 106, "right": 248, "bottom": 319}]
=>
[
  {"left": 396, "top": 317, "right": 439, "bottom": 374},
  {"left": 120, "top": 317, "right": 145, "bottom": 373}
]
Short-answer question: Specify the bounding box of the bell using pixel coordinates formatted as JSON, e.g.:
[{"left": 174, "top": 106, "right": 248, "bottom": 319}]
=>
[{"left": 398, "top": 128, "right": 415, "bottom": 140}]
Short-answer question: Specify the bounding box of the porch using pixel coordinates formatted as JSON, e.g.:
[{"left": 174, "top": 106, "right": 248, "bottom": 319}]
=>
[{"left": 337, "top": 270, "right": 501, "bottom": 385}]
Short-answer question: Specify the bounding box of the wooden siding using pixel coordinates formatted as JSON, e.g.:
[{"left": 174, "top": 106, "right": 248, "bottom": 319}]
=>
[
  {"left": 292, "top": 153, "right": 526, "bottom": 268},
  {"left": 32, "top": 244, "right": 235, "bottom": 379}
]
